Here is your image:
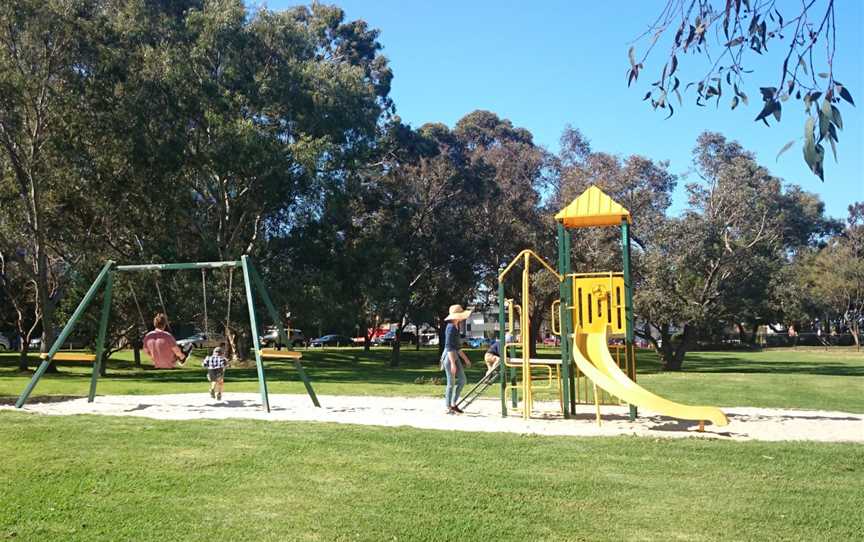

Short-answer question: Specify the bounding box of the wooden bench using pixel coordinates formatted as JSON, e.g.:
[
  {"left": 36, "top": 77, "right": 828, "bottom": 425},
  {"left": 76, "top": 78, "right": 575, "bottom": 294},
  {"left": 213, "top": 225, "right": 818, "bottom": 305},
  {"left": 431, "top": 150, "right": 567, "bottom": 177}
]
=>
[
  {"left": 258, "top": 349, "right": 302, "bottom": 360},
  {"left": 40, "top": 352, "right": 97, "bottom": 363}
]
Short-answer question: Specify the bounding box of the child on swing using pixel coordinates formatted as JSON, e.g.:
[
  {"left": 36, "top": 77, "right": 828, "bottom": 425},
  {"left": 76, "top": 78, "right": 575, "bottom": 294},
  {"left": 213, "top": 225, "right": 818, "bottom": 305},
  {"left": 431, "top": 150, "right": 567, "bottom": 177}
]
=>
[{"left": 202, "top": 345, "right": 228, "bottom": 401}]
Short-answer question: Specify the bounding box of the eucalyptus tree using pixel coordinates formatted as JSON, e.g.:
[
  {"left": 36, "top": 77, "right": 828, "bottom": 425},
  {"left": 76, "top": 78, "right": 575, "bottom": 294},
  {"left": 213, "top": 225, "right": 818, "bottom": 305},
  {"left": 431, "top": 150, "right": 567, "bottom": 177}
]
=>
[
  {"left": 635, "top": 132, "right": 783, "bottom": 369},
  {"left": 805, "top": 203, "right": 864, "bottom": 349},
  {"left": 630, "top": 0, "right": 854, "bottom": 180},
  {"left": 0, "top": 0, "right": 113, "bottom": 359}
]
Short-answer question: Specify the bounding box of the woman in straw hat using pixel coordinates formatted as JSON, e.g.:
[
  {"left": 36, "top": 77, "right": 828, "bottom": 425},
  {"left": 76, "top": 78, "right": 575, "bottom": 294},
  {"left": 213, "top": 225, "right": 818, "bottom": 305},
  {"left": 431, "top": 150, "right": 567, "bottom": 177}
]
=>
[{"left": 441, "top": 304, "right": 473, "bottom": 414}]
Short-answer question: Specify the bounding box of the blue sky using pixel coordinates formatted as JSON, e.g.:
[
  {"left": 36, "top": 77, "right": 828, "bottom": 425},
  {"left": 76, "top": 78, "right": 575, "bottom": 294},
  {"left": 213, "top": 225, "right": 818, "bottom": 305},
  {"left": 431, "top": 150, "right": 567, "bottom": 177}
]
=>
[{"left": 266, "top": 0, "right": 863, "bottom": 220}]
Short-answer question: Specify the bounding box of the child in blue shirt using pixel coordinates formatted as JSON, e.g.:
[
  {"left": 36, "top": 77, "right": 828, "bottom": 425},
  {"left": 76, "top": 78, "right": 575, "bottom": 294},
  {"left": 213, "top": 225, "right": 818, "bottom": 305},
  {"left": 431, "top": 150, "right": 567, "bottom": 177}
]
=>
[{"left": 203, "top": 346, "right": 228, "bottom": 400}]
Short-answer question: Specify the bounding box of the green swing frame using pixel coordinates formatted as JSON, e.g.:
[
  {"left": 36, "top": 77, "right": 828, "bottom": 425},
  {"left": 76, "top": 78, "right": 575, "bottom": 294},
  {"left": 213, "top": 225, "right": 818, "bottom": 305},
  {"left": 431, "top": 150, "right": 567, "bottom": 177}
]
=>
[{"left": 15, "top": 256, "right": 320, "bottom": 412}]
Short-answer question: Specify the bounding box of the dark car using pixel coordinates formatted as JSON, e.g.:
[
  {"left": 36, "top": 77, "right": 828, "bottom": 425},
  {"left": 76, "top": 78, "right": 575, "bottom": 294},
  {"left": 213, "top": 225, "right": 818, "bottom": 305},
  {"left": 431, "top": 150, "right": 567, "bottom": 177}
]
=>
[
  {"left": 376, "top": 331, "right": 417, "bottom": 346},
  {"left": 309, "top": 334, "right": 352, "bottom": 347}
]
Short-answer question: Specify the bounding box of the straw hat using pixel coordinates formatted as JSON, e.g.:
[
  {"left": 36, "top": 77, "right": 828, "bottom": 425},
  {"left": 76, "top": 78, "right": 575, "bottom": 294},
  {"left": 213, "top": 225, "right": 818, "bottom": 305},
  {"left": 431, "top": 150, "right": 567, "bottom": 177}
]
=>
[{"left": 444, "top": 304, "right": 472, "bottom": 321}]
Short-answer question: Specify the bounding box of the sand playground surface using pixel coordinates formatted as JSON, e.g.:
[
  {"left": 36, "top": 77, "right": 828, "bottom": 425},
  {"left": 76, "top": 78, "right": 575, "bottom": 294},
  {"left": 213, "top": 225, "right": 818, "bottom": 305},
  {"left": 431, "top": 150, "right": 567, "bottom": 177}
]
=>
[{"left": 5, "top": 393, "right": 863, "bottom": 443}]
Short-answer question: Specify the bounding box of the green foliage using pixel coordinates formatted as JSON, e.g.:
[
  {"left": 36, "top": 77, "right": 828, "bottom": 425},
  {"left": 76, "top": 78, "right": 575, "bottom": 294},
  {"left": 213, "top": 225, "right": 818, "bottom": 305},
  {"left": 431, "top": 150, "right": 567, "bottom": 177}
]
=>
[{"left": 631, "top": 0, "right": 855, "bottom": 181}]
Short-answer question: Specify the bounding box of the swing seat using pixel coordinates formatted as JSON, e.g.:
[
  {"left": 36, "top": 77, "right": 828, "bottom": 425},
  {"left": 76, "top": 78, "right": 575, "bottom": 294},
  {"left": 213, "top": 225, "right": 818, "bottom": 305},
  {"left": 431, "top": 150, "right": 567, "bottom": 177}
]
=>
[
  {"left": 40, "top": 352, "right": 97, "bottom": 363},
  {"left": 259, "top": 349, "right": 302, "bottom": 360}
]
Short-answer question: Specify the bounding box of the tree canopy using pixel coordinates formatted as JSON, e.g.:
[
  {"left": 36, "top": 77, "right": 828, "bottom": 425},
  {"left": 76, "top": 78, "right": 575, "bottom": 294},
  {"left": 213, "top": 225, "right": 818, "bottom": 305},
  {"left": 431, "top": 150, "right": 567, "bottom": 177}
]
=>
[{"left": 0, "top": 0, "right": 858, "bottom": 372}]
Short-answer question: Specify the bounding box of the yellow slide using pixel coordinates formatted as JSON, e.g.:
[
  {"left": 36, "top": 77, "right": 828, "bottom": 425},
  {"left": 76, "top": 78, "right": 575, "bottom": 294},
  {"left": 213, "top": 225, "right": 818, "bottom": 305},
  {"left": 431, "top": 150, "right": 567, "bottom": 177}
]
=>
[{"left": 571, "top": 329, "right": 728, "bottom": 427}]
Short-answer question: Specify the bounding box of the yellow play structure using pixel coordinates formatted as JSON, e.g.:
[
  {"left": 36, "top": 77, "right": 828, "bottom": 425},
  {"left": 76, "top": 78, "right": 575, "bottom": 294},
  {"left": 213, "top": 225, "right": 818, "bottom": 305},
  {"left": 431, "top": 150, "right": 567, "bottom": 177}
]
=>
[{"left": 496, "top": 185, "right": 728, "bottom": 428}]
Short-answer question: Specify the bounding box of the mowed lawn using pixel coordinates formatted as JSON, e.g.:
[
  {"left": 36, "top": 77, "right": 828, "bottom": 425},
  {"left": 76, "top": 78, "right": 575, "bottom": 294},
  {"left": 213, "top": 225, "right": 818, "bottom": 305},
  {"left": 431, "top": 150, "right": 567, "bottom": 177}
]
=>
[
  {"left": 1, "top": 412, "right": 862, "bottom": 542},
  {"left": 1, "top": 346, "right": 863, "bottom": 412}
]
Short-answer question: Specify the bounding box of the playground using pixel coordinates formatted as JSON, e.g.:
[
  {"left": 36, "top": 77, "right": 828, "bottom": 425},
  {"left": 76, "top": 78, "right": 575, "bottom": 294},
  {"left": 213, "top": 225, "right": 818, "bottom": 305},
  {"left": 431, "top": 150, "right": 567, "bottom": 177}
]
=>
[
  {"left": 2, "top": 183, "right": 862, "bottom": 540},
  {"left": 2, "top": 1, "right": 862, "bottom": 540},
  {"left": 5, "top": 187, "right": 862, "bottom": 446}
]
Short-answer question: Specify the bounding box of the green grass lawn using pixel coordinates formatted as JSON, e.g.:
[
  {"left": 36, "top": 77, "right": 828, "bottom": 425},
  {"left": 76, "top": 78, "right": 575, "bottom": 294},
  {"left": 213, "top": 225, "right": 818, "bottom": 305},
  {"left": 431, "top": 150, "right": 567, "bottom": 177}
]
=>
[
  {"left": 2, "top": 345, "right": 862, "bottom": 412},
  {"left": 0, "top": 412, "right": 861, "bottom": 541}
]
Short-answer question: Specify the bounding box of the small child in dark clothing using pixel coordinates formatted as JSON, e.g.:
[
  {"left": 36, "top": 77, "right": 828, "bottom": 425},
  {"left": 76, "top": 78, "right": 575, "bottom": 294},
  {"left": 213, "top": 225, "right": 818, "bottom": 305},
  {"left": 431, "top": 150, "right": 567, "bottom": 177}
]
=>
[
  {"left": 203, "top": 346, "right": 228, "bottom": 400},
  {"left": 484, "top": 340, "right": 501, "bottom": 375}
]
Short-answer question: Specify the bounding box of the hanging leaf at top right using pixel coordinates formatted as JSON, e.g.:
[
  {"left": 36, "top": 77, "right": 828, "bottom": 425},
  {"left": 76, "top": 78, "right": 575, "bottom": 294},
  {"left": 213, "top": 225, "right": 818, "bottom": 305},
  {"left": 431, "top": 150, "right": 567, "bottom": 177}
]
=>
[{"left": 627, "top": 0, "right": 854, "bottom": 181}]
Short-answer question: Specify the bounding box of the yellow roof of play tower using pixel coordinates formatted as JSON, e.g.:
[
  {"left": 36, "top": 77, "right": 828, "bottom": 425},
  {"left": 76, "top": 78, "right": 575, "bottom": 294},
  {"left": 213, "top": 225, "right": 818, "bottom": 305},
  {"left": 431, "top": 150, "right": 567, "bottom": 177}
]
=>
[{"left": 554, "top": 185, "right": 632, "bottom": 228}]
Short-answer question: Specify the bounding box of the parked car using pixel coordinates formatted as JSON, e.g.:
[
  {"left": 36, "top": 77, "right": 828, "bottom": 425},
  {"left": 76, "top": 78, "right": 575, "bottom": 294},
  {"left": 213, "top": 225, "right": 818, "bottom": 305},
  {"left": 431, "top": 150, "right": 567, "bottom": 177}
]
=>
[
  {"left": 467, "top": 337, "right": 492, "bottom": 348},
  {"left": 375, "top": 331, "right": 417, "bottom": 346},
  {"left": 29, "top": 333, "right": 87, "bottom": 350},
  {"left": 426, "top": 335, "right": 440, "bottom": 346},
  {"left": 419, "top": 333, "right": 437, "bottom": 345},
  {"left": 0, "top": 332, "right": 11, "bottom": 350},
  {"left": 309, "top": 334, "right": 352, "bottom": 347},
  {"left": 259, "top": 327, "right": 306, "bottom": 347},
  {"left": 177, "top": 331, "right": 224, "bottom": 350}
]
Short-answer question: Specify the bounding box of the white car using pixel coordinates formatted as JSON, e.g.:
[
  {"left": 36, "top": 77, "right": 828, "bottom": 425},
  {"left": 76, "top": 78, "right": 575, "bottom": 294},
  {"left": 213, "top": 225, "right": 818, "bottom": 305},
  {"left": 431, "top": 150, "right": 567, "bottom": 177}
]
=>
[
  {"left": 260, "top": 327, "right": 306, "bottom": 347},
  {"left": 177, "top": 332, "right": 224, "bottom": 350}
]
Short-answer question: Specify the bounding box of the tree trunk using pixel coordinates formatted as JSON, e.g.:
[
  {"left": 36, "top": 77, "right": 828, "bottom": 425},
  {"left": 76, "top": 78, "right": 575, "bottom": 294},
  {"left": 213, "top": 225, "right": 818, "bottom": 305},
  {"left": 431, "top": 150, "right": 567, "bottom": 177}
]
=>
[
  {"left": 389, "top": 320, "right": 406, "bottom": 368},
  {"left": 748, "top": 323, "right": 760, "bottom": 346},
  {"left": 18, "top": 341, "right": 30, "bottom": 372},
  {"left": 657, "top": 326, "right": 675, "bottom": 369},
  {"left": 389, "top": 336, "right": 401, "bottom": 367},
  {"left": 736, "top": 322, "right": 746, "bottom": 343},
  {"left": 663, "top": 325, "right": 695, "bottom": 371},
  {"left": 437, "top": 317, "right": 446, "bottom": 357},
  {"left": 35, "top": 239, "right": 58, "bottom": 374},
  {"left": 528, "top": 311, "right": 542, "bottom": 357},
  {"left": 133, "top": 343, "right": 141, "bottom": 367}
]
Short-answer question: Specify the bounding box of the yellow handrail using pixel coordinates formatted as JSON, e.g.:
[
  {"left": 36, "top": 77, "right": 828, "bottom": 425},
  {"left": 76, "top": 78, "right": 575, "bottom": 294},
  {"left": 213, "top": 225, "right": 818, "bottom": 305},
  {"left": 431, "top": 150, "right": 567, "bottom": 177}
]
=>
[
  {"left": 551, "top": 300, "right": 561, "bottom": 336},
  {"left": 498, "top": 248, "right": 564, "bottom": 419},
  {"left": 498, "top": 249, "right": 563, "bottom": 282}
]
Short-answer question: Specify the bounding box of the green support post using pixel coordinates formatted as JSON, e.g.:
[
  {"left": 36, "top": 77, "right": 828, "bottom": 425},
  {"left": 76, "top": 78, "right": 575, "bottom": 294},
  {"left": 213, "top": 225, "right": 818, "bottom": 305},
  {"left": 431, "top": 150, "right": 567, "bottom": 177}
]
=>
[
  {"left": 88, "top": 271, "right": 114, "bottom": 402},
  {"left": 564, "top": 230, "right": 576, "bottom": 414},
  {"left": 498, "top": 281, "right": 507, "bottom": 417},
  {"left": 241, "top": 256, "right": 270, "bottom": 413},
  {"left": 621, "top": 221, "right": 638, "bottom": 421},
  {"left": 16, "top": 261, "right": 114, "bottom": 408},
  {"left": 557, "top": 224, "right": 571, "bottom": 419},
  {"left": 247, "top": 260, "right": 320, "bottom": 407}
]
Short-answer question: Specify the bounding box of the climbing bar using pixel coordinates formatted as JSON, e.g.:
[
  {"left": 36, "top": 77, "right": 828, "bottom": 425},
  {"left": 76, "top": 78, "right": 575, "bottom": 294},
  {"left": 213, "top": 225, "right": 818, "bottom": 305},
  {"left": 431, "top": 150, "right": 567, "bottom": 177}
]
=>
[
  {"left": 498, "top": 249, "right": 562, "bottom": 282},
  {"left": 115, "top": 261, "right": 242, "bottom": 272}
]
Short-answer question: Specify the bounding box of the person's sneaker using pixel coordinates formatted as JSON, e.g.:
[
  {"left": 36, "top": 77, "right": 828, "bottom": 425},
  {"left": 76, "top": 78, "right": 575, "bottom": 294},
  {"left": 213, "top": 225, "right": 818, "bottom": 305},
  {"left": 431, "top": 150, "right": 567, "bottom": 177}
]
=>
[
  {"left": 216, "top": 392, "right": 222, "bottom": 401},
  {"left": 210, "top": 389, "right": 215, "bottom": 399},
  {"left": 452, "top": 405, "right": 465, "bottom": 414}
]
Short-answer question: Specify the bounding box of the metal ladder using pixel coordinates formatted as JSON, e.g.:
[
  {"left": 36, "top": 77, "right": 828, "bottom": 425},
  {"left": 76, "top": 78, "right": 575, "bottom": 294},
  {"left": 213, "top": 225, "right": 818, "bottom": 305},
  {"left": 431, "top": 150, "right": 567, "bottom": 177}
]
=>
[{"left": 455, "top": 361, "right": 501, "bottom": 411}]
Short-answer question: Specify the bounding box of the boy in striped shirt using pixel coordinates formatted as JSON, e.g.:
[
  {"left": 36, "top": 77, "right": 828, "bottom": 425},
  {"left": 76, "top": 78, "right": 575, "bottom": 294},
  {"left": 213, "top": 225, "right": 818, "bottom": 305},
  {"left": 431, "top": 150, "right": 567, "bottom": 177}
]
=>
[{"left": 203, "top": 346, "right": 228, "bottom": 400}]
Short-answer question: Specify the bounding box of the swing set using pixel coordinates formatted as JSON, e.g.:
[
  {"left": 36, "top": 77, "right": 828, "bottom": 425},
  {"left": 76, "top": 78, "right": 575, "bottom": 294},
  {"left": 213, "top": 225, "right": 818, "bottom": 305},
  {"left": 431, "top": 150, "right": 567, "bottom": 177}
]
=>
[{"left": 15, "top": 256, "right": 319, "bottom": 413}]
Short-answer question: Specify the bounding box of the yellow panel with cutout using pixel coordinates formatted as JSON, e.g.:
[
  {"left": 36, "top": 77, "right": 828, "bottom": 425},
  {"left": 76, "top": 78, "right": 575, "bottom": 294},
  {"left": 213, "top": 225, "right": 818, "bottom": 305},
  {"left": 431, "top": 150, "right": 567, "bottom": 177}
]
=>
[{"left": 569, "top": 273, "right": 627, "bottom": 335}]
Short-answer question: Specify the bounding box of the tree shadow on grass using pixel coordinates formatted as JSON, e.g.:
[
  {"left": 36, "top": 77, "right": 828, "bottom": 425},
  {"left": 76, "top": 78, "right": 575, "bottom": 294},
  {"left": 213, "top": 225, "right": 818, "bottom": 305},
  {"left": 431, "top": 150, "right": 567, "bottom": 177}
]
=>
[
  {"left": 648, "top": 419, "right": 737, "bottom": 438},
  {"left": 671, "top": 357, "right": 864, "bottom": 377},
  {"left": 725, "top": 412, "right": 861, "bottom": 422},
  {"left": 633, "top": 350, "right": 864, "bottom": 377},
  {"left": 124, "top": 398, "right": 282, "bottom": 413}
]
